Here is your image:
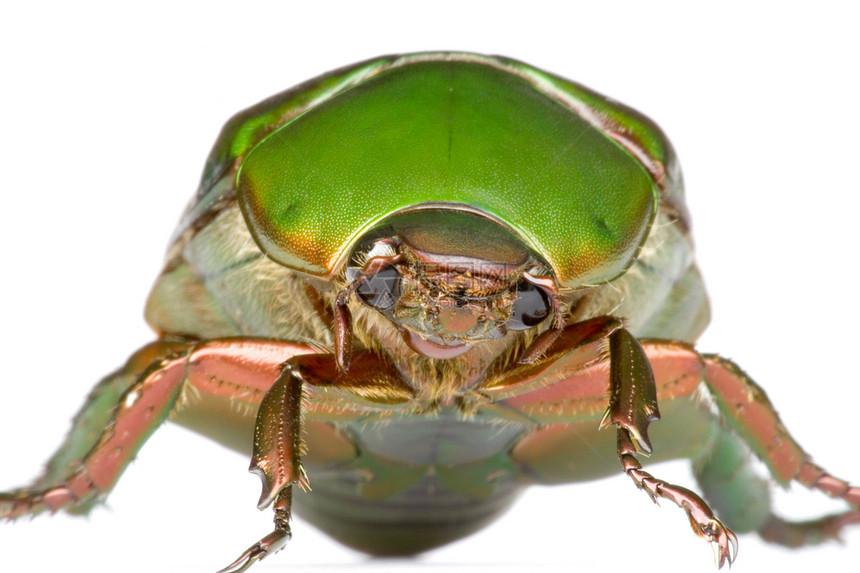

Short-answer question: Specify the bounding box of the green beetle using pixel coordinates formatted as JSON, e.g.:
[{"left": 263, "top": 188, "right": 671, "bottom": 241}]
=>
[{"left": 2, "top": 52, "right": 858, "bottom": 571}]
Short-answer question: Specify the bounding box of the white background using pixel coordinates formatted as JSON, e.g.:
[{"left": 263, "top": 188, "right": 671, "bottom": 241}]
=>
[{"left": 1, "top": 2, "right": 859, "bottom": 572}]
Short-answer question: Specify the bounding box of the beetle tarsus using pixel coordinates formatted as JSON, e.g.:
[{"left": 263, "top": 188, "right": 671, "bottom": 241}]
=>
[
  {"left": 217, "top": 528, "right": 291, "bottom": 573},
  {"left": 219, "top": 488, "right": 292, "bottom": 573},
  {"left": 617, "top": 428, "right": 738, "bottom": 568},
  {"left": 758, "top": 511, "right": 860, "bottom": 547},
  {"left": 0, "top": 484, "right": 83, "bottom": 520},
  {"left": 795, "top": 461, "right": 860, "bottom": 507}
]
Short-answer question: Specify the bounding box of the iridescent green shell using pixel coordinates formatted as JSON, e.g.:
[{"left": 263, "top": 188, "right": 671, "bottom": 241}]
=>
[{"left": 181, "top": 52, "right": 684, "bottom": 290}]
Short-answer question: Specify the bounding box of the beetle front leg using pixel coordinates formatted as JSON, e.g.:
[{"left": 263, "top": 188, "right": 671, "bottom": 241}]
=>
[
  {"left": 616, "top": 428, "right": 739, "bottom": 567},
  {"left": 219, "top": 362, "right": 305, "bottom": 573},
  {"left": 606, "top": 329, "right": 737, "bottom": 567},
  {"left": 221, "top": 350, "right": 414, "bottom": 572}
]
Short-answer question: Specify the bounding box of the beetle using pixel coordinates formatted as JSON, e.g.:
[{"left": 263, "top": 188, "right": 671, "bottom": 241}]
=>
[{"left": 2, "top": 51, "right": 858, "bottom": 572}]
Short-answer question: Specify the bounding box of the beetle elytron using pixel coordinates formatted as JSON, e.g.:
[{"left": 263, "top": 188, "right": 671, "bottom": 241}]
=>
[{"left": 3, "top": 52, "right": 859, "bottom": 571}]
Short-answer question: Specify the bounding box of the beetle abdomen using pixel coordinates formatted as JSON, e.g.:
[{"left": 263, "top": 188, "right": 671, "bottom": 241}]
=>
[
  {"left": 296, "top": 412, "right": 527, "bottom": 554},
  {"left": 294, "top": 476, "right": 522, "bottom": 555}
]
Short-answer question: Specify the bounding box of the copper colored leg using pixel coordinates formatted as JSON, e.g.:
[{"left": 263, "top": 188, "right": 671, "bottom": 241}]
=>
[
  {"left": 218, "top": 488, "right": 293, "bottom": 573},
  {"left": 617, "top": 428, "right": 739, "bottom": 568}
]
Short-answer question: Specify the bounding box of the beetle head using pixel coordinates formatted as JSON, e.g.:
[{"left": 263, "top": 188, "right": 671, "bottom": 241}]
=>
[{"left": 335, "top": 209, "right": 561, "bottom": 369}]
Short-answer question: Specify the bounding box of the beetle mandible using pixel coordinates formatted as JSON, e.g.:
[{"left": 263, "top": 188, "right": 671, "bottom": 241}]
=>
[{"left": 2, "top": 52, "right": 858, "bottom": 572}]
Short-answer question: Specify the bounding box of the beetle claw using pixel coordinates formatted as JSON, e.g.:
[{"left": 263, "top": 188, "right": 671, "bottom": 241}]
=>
[
  {"left": 217, "top": 529, "right": 290, "bottom": 573},
  {"left": 707, "top": 522, "right": 739, "bottom": 569},
  {"left": 216, "top": 547, "right": 260, "bottom": 573}
]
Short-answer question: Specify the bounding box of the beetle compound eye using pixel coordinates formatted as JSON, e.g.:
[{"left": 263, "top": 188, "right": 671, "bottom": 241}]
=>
[
  {"left": 509, "top": 280, "right": 551, "bottom": 330},
  {"left": 356, "top": 266, "right": 401, "bottom": 310}
]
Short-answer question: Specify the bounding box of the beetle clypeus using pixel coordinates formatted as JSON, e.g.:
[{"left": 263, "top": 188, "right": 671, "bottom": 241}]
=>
[{"left": 2, "top": 52, "right": 858, "bottom": 571}]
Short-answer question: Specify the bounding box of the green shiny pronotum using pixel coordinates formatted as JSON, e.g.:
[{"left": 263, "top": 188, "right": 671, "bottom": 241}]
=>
[{"left": 2, "top": 52, "right": 858, "bottom": 572}]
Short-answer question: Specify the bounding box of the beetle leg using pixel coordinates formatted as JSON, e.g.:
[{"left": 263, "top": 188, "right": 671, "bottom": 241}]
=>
[
  {"left": 222, "top": 350, "right": 414, "bottom": 572},
  {"left": 758, "top": 512, "right": 860, "bottom": 547},
  {"left": 602, "top": 327, "right": 661, "bottom": 454},
  {"left": 702, "top": 354, "right": 860, "bottom": 546},
  {"left": 0, "top": 340, "right": 190, "bottom": 519},
  {"left": 219, "top": 362, "right": 306, "bottom": 573},
  {"left": 489, "top": 322, "right": 739, "bottom": 565},
  {"left": 604, "top": 329, "right": 737, "bottom": 567},
  {"left": 617, "top": 427, "right": 739, "bottom": 567},
  {"left": 249, "top": 361, "right": 307, "bottom": 510},
  {"left": 0, "top": 339, "right": 315, "bottom": 520},
  {"left": 217, "top": 477, "right": 295, "bottom": 573},
  {"left": 235, "top": 490, "right": 293, "bottom": 571}
]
